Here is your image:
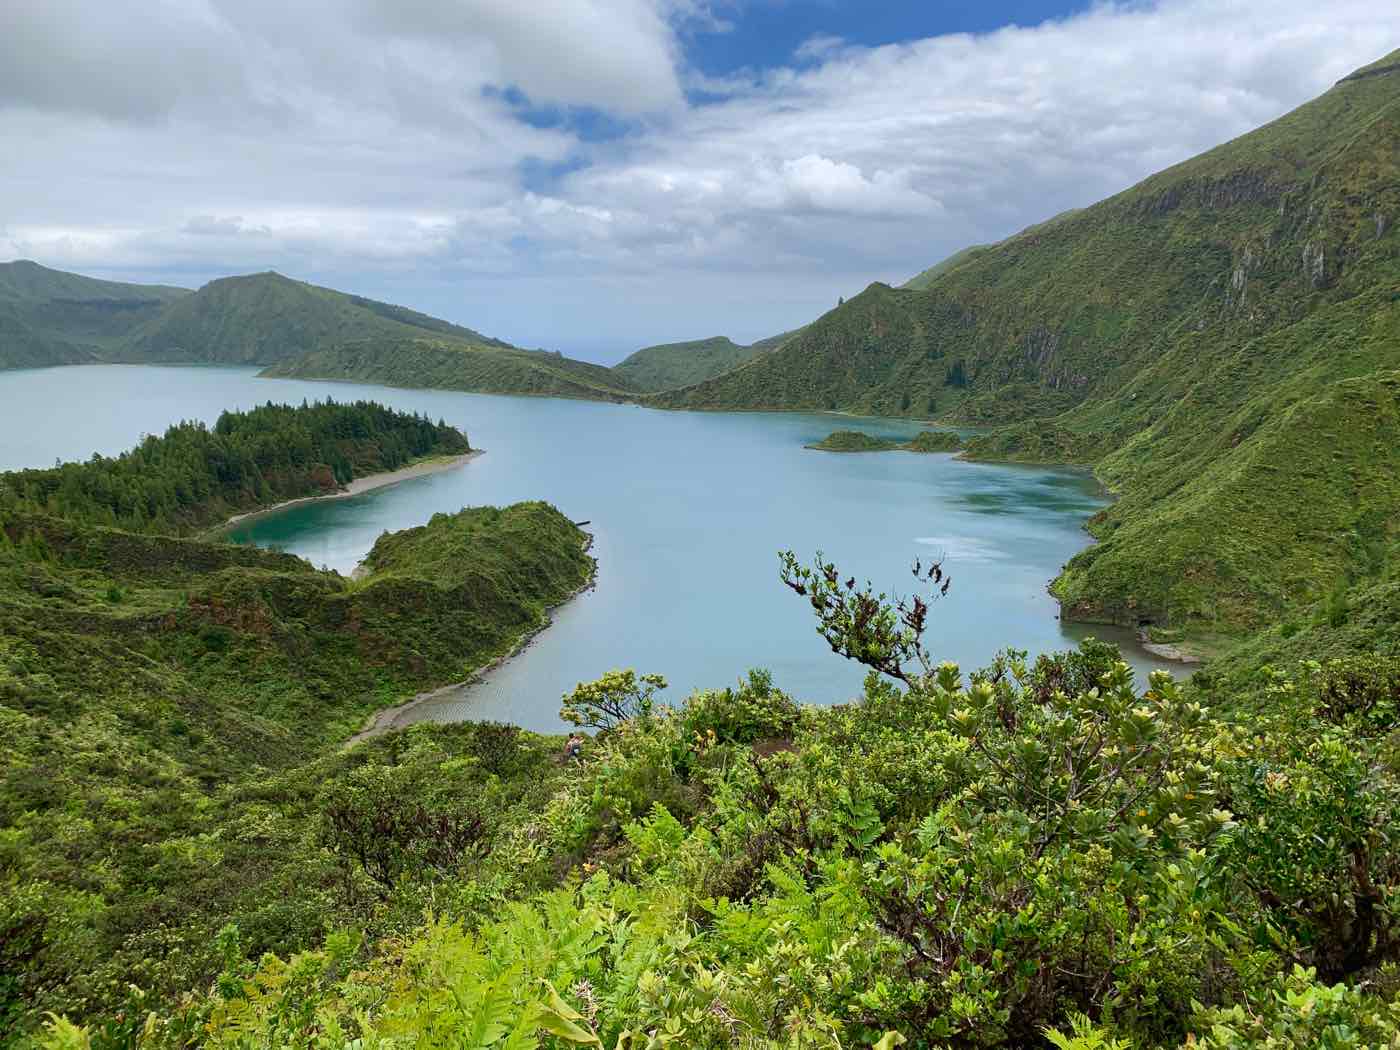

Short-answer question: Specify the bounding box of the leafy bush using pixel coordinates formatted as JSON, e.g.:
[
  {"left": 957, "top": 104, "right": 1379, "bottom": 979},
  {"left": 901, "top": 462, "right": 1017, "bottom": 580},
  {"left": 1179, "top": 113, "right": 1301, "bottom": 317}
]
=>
[{"left": 679, "top": 669, "right": 800, "bottom": 746}]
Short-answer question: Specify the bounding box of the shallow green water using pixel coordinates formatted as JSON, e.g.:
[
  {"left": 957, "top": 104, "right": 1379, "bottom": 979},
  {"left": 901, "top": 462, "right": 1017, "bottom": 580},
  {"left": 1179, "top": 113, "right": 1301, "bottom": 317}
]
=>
[{"left": 0, "top": 364, "right": 1175, "bottom": 730}]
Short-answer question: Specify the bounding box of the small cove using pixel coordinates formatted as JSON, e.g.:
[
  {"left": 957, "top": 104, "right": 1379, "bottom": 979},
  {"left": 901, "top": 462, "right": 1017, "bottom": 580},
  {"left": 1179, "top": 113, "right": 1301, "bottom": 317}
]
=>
[{"left": 0, "top": 364, "right": 1175, "bottom": 732}]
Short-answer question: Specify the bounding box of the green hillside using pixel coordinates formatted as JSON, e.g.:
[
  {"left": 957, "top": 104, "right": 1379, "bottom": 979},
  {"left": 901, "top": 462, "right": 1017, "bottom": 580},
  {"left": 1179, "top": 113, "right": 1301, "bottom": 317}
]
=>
[
  {"left": 0, "top": 306, "right": 93, "bottom": 370},
  {"left": 660, "top": 52, "right": 1400, "bottom": 639},
  {"left": 0, "top": 260, "right": 189, "bottom": 368},
  {"left": 0, "top": 408, "right": 593, "bottom": 1034},
  {"left": 115, "top": 271, "right": 511, "bottom": 366},
  {"left": 0, "top": 262, "right": 634, "bottom": 404},
  {"left": 901, "top": 243, "right": 993, "bottom": 290},
  {"left": 28, "top": 549, "right": 1400, "bottom": 1050},
  {"left": 264, "top": 336, "right": 638, "bottom": 402},
  {"left": 613, "top": 329, "right": 802, "bottom": 392}
]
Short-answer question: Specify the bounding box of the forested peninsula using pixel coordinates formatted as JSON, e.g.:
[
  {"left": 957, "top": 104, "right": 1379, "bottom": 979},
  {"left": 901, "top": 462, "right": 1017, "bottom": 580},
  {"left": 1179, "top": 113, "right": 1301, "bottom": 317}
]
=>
[{"left": 0, "top": 400, "right": 471, "bottom": 535}]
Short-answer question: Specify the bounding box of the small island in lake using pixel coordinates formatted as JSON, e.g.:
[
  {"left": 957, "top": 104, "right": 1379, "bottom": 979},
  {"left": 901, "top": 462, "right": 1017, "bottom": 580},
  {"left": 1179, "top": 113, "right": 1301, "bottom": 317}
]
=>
[{"left": 807, "top": 428, "right": 964, "bottom": 453}]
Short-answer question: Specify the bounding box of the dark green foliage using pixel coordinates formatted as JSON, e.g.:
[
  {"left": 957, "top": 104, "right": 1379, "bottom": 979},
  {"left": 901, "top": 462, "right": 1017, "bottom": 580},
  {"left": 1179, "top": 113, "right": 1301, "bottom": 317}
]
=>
[
  {"left": 363, "top": 501, "right": 595, "bottom": 604},
  {"left": 806, "top": 430, "right": 900, "bottom": 452},
  {"left": 0, "top": 398, "right": 468, "bottom": 535},
  {"left": 904, "top": 429, "right": 963, "bottom": 453},
  {"left": 320, "top": 763, "right": 489, "bottom": 895},
  {"left": 805, "top": 429, "right": 963, "bottom": 453}
]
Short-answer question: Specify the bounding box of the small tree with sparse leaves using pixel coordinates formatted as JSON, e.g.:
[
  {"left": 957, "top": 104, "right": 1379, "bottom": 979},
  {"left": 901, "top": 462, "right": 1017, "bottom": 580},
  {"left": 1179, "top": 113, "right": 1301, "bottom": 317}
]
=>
[
  {"left": 779, "top": 549, "right": 950, "bottom": 687},
  {"left": 561, "top": 669, "right": 668, "bottom": 732}
]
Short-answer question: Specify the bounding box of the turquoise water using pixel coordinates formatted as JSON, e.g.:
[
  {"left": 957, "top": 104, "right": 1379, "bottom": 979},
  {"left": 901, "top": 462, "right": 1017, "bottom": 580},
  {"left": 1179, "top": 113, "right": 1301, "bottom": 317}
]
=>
[{"left": 0, "top": 364, "right": 1173, "bottom": 731}]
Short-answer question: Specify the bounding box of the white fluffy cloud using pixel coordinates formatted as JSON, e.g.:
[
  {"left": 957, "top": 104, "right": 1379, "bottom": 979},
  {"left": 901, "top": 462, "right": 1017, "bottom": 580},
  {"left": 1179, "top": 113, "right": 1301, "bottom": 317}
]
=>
[{"left": 1, "top": 0, "right": 1398, "bottom": 356}]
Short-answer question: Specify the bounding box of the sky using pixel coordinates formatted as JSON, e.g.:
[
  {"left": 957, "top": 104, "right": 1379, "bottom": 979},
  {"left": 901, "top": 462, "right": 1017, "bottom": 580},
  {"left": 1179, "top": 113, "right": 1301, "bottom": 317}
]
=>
[{"left": 2, "top": 1, "right": 1398, "bottom": 363}]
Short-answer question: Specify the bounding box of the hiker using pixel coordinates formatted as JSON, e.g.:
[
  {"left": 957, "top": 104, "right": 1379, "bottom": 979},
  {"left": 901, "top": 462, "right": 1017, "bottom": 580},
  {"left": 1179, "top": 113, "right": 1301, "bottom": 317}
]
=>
[{"left": 563, "top": 733, "right": 584, "bottom": 761}]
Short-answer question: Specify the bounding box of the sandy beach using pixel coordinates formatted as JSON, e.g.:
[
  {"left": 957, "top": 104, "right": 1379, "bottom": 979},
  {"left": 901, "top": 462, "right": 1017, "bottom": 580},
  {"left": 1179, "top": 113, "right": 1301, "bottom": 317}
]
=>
[{"left": 207, "top": 449, "right": 484, "bottom": 536}]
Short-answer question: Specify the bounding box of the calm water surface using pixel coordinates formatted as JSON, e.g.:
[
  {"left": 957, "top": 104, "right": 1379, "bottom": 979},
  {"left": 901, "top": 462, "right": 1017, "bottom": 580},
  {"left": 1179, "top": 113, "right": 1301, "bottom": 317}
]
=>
[{"left": 0, "top": 364, "right": 1174, "bottom": 730}]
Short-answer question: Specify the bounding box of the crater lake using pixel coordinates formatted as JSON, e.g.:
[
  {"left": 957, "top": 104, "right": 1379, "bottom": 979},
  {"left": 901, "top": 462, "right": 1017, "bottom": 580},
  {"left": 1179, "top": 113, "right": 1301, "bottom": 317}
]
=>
[{"left": 0, "top": 364, "right": 1174, "bottom": 731}]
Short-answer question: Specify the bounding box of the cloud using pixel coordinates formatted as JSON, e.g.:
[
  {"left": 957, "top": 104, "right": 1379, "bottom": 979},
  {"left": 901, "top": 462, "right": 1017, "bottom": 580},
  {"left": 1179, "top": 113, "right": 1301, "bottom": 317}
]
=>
[
  {"left": 794, "top": 34, "right": 845, "bottom": 62},
  {"left": 1, "top": 0, "right": 1397, "bottom": 355},
  {"left": 0, "top": 0, "right": 248, "bottom": 122},
  {"left": 344, "top": 0, "right": 686, "bottom": 113}
]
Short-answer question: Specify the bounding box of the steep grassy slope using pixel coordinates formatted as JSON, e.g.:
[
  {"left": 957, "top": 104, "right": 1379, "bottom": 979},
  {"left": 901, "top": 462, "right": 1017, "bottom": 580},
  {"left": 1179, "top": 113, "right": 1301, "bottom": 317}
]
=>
[
  {"left": 663, "top": 52, "right": 1400, "bottom": 636},
  {"left": 0, "top": 497, "right": 593, "bottom": 1033},
  {"left": 264, "top": 336, "right": 638, "bottom": 401},
  {"left": 901, "top": 243, "right": 993, "bottom": 290},
  {"left": 0, "top": 306, "right": 93, "bottom": 369},
  {"left": 0, "top": 260, "right": 189, "bottom": 368},
  {"left": 662, "top": 55, "right": 1400, "bottom": 422},
  {"left": 115, "top": 271, "right": 511, "bottom": 365},
  {"left": 613, "top": 330, "right": 802, "bottom": 392},
  {"left": 658, "top": 284, "right": 966, "bottom": 417}
]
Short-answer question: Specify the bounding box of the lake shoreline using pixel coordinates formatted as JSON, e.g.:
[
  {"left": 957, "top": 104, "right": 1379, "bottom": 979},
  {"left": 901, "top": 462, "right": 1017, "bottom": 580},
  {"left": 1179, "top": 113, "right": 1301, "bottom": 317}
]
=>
[
  {"left": 344, "top": 532, "right": 597, "bottom": 745},
  {"left": 207, "top": 450, "right": 483, "bottom": 537}
]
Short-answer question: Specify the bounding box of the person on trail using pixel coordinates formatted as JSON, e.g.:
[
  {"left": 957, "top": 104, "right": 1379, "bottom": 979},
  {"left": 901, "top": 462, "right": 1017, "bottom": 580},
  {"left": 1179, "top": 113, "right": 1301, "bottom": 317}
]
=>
[{"left": 564, "top": 734, "right": 584, "bottom": 761}]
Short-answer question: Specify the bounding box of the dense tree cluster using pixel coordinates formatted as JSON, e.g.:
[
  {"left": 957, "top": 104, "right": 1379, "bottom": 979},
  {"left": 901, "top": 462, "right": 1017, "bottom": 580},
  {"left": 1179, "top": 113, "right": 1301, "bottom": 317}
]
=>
[{"left": 0, "top": 399, "right": 468, "bottom": 534}]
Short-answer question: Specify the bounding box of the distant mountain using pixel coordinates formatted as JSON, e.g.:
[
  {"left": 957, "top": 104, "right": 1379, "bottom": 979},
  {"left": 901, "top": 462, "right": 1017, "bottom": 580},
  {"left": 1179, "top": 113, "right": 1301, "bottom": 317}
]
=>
[
  {"left": 612, "top": 329, "right": 802, "bottom": 392},
  {"left": 0, "top": 260, "right": 189, "bottom": 369},
  {"left": 660, "top": 48, "right": 1400, "bottom": 636},
  {"left": 262, "top": 337, "right": 639, "bottom": 402},
  {"left": 0, "top": 262, "right": 638, "bottom": 402},
  {"left": 115, "top": 271, "right": 512, "bottom": 366}
]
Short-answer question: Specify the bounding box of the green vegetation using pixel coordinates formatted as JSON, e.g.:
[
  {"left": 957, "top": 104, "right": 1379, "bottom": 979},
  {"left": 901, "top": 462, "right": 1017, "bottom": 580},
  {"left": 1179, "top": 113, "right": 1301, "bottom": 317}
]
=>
[
  {"left": 0, "top": 261, "right": 188, "bottom": 369},
  {"left": 263, "top": 337, "right": 638, "bottom": 402},
  {"left": 0, "top": 455, "right": 594, "bottom": 1039},
  {"left": 906, "top": 430, "right": 963, "bottom": 453},
  {"left": 806, "top": 429, "right": 900, "bottom": 452},
  {"left": 0, "top": 399, "right": 469, "bottom": 535},
  {"left": 658, "top": 51, "right": 1400, "bottom": 643},
  {"left": 23, "top": 542, "right": 1400, "bottom": 1050},
  {"left": 363, "top": 502, "right": 594, "bottom": 607},
  {"left": 115, "top": 272, "right": 510, "bottom": 367},
  {"left": 900, "top": 244, "right": 993, "bottom": 290},
  {"left": 807, "top": 429, "right": 963, "bottom": 453},
  {"left": 612, "top": 330, "right": 802, "bottom": 393}
]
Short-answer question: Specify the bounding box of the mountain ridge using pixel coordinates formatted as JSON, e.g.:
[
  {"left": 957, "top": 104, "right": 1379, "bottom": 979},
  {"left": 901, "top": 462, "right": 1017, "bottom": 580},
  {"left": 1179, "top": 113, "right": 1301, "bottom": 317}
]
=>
[{"left": 114, "top": 270, "right": 514, "bottom": 366}]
